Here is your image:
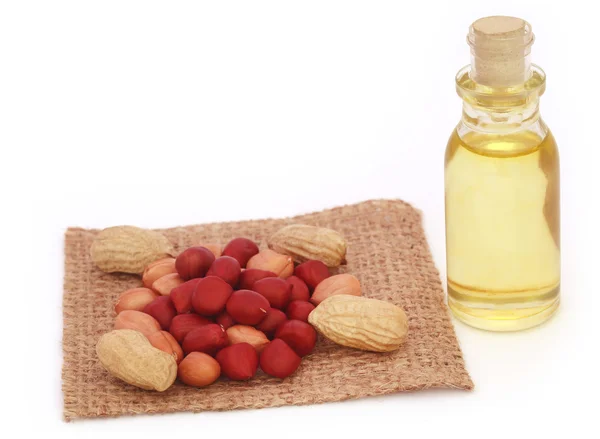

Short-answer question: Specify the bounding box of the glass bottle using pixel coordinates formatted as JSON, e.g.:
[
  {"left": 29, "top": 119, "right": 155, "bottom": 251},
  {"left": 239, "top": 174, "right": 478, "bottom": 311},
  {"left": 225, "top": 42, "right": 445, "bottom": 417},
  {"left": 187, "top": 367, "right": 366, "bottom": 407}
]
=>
[{"left": 445, "top": 16, "right": 560, "bottom": 331}]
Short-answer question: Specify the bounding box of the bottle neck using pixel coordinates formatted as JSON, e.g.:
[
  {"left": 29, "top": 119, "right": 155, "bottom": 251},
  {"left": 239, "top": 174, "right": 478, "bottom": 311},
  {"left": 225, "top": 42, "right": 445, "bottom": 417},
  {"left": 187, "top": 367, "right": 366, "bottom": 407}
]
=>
[
  {"left": 461, "top": 98, "right": 541, "bottom": 134},
  {"left": 455, "top": 63, "right": 546, "bottom": 135}
]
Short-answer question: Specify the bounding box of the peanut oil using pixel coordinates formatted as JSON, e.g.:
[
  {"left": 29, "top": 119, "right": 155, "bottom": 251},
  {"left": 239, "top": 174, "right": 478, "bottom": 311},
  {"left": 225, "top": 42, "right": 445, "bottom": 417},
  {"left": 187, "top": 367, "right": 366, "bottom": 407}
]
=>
[{"left": 445, "top": 16, "right": 560, "bottom": 331}]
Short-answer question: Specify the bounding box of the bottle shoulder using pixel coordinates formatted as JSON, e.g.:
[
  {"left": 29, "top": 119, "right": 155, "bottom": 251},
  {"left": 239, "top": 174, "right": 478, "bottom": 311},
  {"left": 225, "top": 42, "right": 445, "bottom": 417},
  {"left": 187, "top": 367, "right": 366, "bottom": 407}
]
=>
[{"left": 446, "top": 118, "right": 557, "bottom": 161}]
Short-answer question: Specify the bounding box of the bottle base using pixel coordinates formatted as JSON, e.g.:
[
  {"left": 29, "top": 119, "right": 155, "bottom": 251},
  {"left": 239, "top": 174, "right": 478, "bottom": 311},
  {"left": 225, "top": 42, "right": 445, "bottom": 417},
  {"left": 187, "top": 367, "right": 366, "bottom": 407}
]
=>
[{"left": 448, "top": 290, "right": 560, "bottom": 332}]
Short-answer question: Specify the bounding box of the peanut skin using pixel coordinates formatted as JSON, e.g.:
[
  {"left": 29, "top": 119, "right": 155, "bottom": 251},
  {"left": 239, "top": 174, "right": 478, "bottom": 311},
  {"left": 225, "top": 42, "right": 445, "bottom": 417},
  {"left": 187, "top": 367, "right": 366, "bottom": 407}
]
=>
[
  {"left": 191, "top": 276, "right": 233, "bottom": 316},
  {"left": 182, "top": 324, "right": 228, "bottom": 356},
  {"left": 176, "top": 247, "right": 215, "bottom": 280},
  {"left": 206, "top": 256, "right": 241, "bottom": 287},
  {"left": 114, "top": 310, "right": 161, "bottom": 338},
  {"left": 275, "top": 320, "right": 317, "bottom": 357},
  {"left": 170, "top": 278, "right": 202, "bottom": 314},
  {"left": 226, "top": 290, "right": 270, "bottom": 325},
  {"left": 143, "top": 296, "right": 176, "bottom": 330},
  {"left": 148, "top": 330, "right": 184, "bottom": 363},
  {"left": 115, "top": 288, "right": 158, "bottom": 314},
  {"left": 255, "top": 308, "right": 287, "bottom": 339},
  {"left": 221, "top": 238, "right": 259, "bottom": 268},
  {"left": 169, "top": 314, "right": 212, "bottom": 343},
  {"left": 259, "top": 339, "right": 301, "bottom": 379},
  {"left": 253, "top": 277, "right": 292, "bottom": 309},
  {"left": 226, "top": 325, "right": 270, "bottom": 353},
  {"left": 178, "top": 352, "right": 221, "bottom": 387},
  {"left": 294, "top": 260, "right": 330, "bottom": 291},
  {"left": 216, "top": 343, "right": 259, "bottom": 380},
  {"left": 310, "top": 273, "right": 361, "bottom": 305},
  {"left": 142, "top": 258, "right": 177, "bottom": 288},
  {"left": 152, "top": 273, "right": 185, "bottom": 296},
  {"left": 246, "top": 250, "right": 294, "bottom": 279},
  {"left": 286, "top": 300, "right": 315, "bottom": 323},
  {"left": 238, "top": 269, "right": 277, "bottom": 290},
  {"left": 286, "top": 276, "right": 310, "bottom": 302}
]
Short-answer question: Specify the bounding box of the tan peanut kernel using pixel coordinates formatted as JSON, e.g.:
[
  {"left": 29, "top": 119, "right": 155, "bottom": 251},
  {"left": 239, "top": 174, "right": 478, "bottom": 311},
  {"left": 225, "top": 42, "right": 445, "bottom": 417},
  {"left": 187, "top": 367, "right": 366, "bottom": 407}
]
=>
[
  {"left": 246, "top": 249, "right": 294, "bottom": 278},
  {"left": 142, "top": 258, "right": 177, "bottom": 288},
  {"left": 310, "top": 273, "right": 361, "bottom": 305},
  {"left": 114, "top": 288, "right": 158, "bottom": 314},
  {"left": 201, "top": 243, "right": 222, "bottom": 258},
  {"left": 226, "top": 325, "right": 270, "bottom": 353}
]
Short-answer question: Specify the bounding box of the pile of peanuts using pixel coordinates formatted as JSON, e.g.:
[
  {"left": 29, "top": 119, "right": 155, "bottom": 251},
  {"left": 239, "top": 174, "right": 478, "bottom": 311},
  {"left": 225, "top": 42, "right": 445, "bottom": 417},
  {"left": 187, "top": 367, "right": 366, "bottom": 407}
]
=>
[{"left": 113, "top": 237, "right": 361, "bottom": 387}]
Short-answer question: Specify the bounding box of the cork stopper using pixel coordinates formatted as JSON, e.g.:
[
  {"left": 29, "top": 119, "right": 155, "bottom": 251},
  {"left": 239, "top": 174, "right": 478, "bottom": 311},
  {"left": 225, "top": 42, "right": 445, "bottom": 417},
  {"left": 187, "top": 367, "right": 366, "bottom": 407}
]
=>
[{"left": 467, "top": 16, "right": 534, "bottom": 87}]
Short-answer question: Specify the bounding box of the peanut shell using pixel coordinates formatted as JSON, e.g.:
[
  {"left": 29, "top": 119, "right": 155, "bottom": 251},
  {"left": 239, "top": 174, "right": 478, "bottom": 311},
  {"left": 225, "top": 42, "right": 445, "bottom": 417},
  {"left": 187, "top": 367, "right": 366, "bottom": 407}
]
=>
[
  {"left": 267, "top": 224, "right": 347, "bottom": 267},
  {"left": 96, "top": 329, "right": 177, "bottom": 391},
  {"left": 308, "top": 295, "right": 408, "bottom": 352},
  {"left": 91, "top": 226, "right": 174, "bottom": 274}
]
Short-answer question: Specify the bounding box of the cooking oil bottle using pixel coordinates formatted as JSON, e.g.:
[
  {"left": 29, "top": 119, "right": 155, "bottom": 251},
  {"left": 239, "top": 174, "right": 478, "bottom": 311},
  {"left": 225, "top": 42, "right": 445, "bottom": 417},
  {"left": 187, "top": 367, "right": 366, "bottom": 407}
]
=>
[{"left": 445, "top": 16, "right": 560, "bottom": 331}]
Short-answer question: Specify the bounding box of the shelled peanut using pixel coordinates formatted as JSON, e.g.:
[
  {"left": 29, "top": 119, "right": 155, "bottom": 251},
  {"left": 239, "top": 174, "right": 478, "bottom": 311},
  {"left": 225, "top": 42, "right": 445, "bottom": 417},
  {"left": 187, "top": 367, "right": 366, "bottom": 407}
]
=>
[{"left": 93, "top": 224, "right": 408, "bottom": 392}]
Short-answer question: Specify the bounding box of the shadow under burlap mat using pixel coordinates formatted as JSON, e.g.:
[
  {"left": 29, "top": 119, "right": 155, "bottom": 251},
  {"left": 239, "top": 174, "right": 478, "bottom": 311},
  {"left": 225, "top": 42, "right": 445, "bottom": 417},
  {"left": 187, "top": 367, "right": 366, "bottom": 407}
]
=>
[{"left": 62, "top": 199, "right": 473, "bottom": 421}]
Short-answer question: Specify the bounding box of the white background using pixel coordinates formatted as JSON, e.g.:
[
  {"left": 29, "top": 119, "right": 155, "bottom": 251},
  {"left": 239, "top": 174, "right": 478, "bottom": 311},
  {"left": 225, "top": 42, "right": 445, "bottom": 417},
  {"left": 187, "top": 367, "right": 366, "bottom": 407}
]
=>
[{"left": 2, "top": 0, "right": 599, "bottom": 437}]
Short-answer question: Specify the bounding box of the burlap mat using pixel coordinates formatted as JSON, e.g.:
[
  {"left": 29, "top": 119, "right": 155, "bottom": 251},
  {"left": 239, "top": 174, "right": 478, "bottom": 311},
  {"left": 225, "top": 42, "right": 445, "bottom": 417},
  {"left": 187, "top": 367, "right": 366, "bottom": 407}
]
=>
[{"left": 62, "top": 199, "right": 473, "bottom": 421}]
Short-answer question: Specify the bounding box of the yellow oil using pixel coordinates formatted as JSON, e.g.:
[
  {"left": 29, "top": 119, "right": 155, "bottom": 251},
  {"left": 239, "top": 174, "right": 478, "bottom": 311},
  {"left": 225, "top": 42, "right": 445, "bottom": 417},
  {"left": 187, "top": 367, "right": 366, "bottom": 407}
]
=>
[{"left": 445, "top": 128, "right": 560, "bottom": 331}]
